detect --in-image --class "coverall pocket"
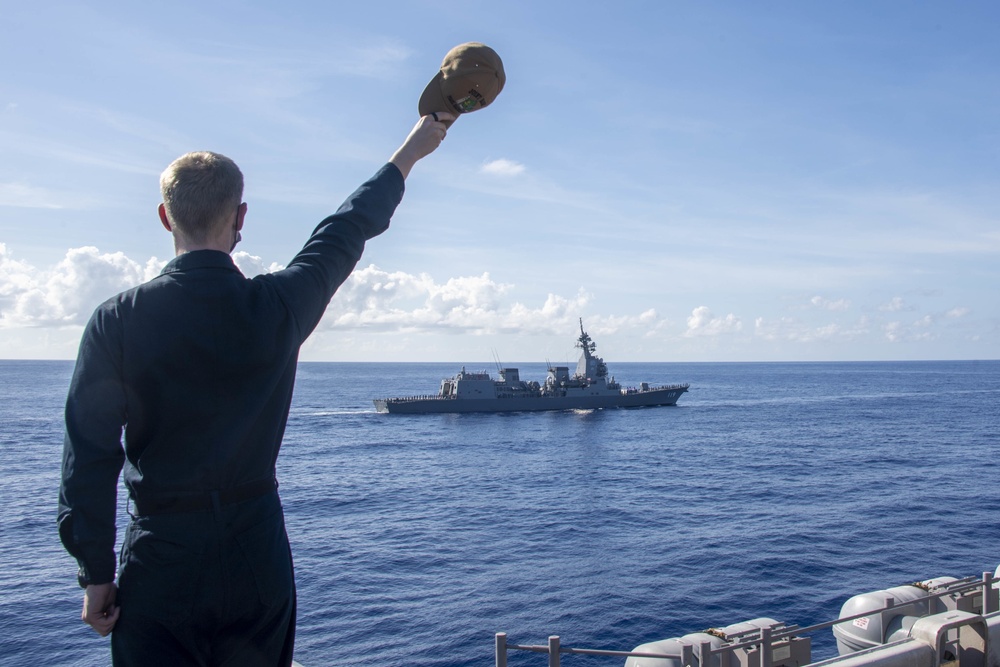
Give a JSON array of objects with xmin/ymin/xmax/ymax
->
[
  {"xmin": 233, "ymin": 511, "xmax": 294, "ymax": 610},
  {"xmin": 117, "ymin": 520, "xmax": 203, "ymax": 624}
]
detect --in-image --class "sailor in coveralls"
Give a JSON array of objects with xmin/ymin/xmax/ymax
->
[{"xmin": 58, "ymin": 113, "xmax": 452, "ymax": 666}]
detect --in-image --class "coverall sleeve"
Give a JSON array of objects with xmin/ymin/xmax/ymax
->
[
  {"xmin": 58, "ymin": 304, "xmax": 127, "ymax": 585},
  {"xmin": 268, "ymin": 163, "xmax": 405, "ymax": 341}
]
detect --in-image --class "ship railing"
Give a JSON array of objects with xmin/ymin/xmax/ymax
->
[
  {"xmin": 382, "ymin": 395, "xmax": 452, "ymax": 402},
  {"xmin": 621, "ymin": 383, "xmax": 690, "ymax": 395},
  {"xmin": 495, "ymin": 571, "xmax": 997, "ymax": 667}
]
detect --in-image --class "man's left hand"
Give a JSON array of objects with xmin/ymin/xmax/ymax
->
[{"xmin": 82, "ymin": 582, "xmax": 120, "ymax": 636}]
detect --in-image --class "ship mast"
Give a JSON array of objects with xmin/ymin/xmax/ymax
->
[
  {"xmin": 576, "ymin": 317, "xmax": 597, "ymax": 359},
  {"xmin": 575, "ymin": 318, "xmax": 608, "ymax": 380}
]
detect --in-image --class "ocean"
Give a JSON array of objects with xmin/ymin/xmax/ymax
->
[{"xmin": 1, "ymin": 359, "xmax": 999, "ymax": 666}]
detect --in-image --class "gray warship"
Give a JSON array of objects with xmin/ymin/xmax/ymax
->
[{"xmin": 373, "ymin": 320, "xmax": 689, "ymax": 414}]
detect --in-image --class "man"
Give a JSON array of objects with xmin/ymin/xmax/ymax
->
[{"xmin": 58, "ymin": 112, "xmax": 454, "ymax": 665}]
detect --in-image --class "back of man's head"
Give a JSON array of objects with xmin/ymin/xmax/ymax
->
[{"xmin": 160, "ymin": 152, "xmax": 244, "ymax": 243}]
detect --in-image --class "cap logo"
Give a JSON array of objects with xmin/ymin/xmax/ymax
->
[{"xmin": 450, "ymin": 89, "xmax": 484, "ymax": 113}]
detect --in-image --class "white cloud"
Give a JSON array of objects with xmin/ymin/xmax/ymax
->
[
  {"xmin": 684, "ymin": 306, "xmax": 741, "ymax": 338},
  {"xmin": 323, "ymin": 264, "xmax": 597, "ymax": 334},
  {"xmin": 755, "ymin": 316, "xmax": 792, "ymax": 341},
  {"xmin": 0, "ymin": 246, "xmax": 290, "ymax": 330},
  {"xmin": 880, "ymin": 297, "xmax": 911, "ymax": 312},
  {"xmin": 0, "ymin": 244, "xmax": 990, "ymax": 361},
  {"xmin": 883, "ymin": 318, "xmax": 939, "ymax": 343},
  {"xmin": 233, "ymin": 251, "xmax": 284, "ymax": 278},
  {"xmin": 0, "ymin": 245, "xmax": 164, "ymax": 327},
  {"xmin": 638, "ymin": 308, "xmax": 658, "ymax": 324},
  {"xmin": 1, "ymin": 250, "xmax": 658, "ymax": 339},
  {"xmin": 480, "ymin": 159, "xmax": 526, "ymax": 177},
  {"xmin": 0, "ymin": 243, "xmax": 35, "ymax": 285},
  {"xmin": 755, "ymin": 315, "xmax": 872, "ymax": 343},
  {"xmin": 809, "ymin": 295, "xmax": 850, "ymax": 311}
]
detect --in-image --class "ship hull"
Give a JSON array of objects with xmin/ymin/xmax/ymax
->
[{"xmin": 374, "ymin": 386, "xmax": 687, "ymax": 414}]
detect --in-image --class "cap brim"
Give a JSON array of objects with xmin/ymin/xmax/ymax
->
[{"xmin": 418, "ymin": 71, "xmax": 458, "ymax": 128}]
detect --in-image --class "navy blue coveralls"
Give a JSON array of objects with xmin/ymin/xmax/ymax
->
[{"xmin": 58, "ymin": 164, "xmax": 404, "ymax": 666}]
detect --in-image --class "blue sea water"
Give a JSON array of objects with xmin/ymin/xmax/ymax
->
[{"xmin": 1, "ymin": 359, "xmax": 999, "ymax": 666}]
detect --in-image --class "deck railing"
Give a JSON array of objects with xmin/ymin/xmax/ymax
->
[
  {"xmin": 495, "ymin": 572, "xmax": 997, "ymax": 667},
  {"xmin": 379, "ymin": 394, "xmax": 453, "ymax": 402}
]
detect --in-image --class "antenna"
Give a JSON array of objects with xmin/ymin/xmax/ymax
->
[
  {"xmin": 576, "ymin": 318, "xmax": 597, "ymax": 355},
  {"xmin": 492, "ymin": 348, "xmax": 502, "ymax": 372}
]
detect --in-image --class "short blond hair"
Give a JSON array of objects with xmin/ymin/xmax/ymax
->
[{"xmin": 159, "ymin": 152, "xmax": 244, "ymax": 242}]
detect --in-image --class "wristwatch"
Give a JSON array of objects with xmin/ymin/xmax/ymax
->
[{"xmin": 77, "ymin": 566, "xmax": 91, "ymax": 589}]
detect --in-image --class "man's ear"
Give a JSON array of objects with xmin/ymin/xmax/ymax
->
[
  {"xmin": 236, "ymin": 202, "xmax": 247, "ymax": 231},
  {"xmin": 158, "ymin": 204, "xmax": 172, "ymax": 232}
]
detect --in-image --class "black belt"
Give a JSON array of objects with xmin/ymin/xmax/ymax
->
[{"xmin": 131, "ymin": 478, "xmax": 277, "ymax": 516}]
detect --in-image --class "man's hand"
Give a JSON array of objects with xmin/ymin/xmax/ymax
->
[
  {"xmin": 389, "ymin": 112, "xmax": 455, "ymax": 179},
  {"xmin": 82, "ymin": 582, "xmax": 120, "ymax": 636}
]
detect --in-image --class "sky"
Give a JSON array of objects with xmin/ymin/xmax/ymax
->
[{"xmin": 1, "ymin": 1, "xmax": 998, "ymax": 363}]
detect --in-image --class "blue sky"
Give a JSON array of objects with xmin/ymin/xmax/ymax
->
[{"xmin": 1, "ymin": 1, "xmax": 998, "ymax": 362}]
